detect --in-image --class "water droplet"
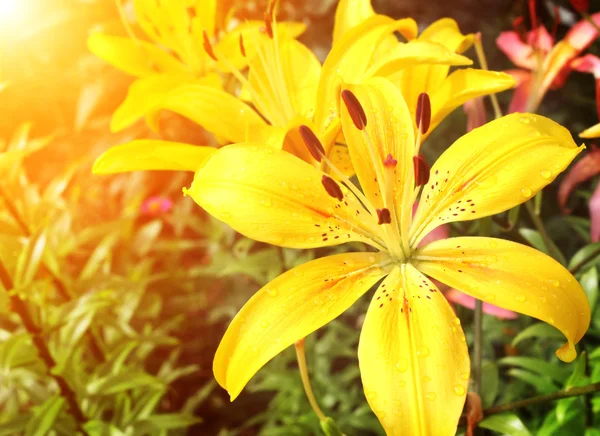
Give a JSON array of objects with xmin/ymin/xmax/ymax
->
[
  {"xmin": 541, "ymin": 170, "xmax": 552, "ymax": 179},
  {"xmin": 261, "ymin": 198, "xmax": 272, "ymax": 207},
  {"xmin": 521, "ymin": 187, "xmax": 532, "ymax": 198},
  {"xmin": 417, "ymin": 346, "xmax": 430, "ymax": 358},
  {"xmin": 549, "ymin": 317, "xmax": 555, "ymax": 325},
  {"xmin": 398, "ymin": 380, "xmax": 406, "ymax": 387},
  {"xmin": 426, "ymin": 392, "xmax": 437, "ymax": 401},
  {"xmin": 460, "ymin": 372, "xmax": 470, "ymax": 380},
  {"xmin": 489, "ymin": 241, "xmax": 498, "ymax": 248},
  {"xmin": 395, "ymin": 358, "xmax": 409, "ymax": 372},
  {"xmin": 260, "ymin": 320, "xmax": 269, "ymax": 328},
  {"xmin": 516, "ymin": 295, "xmax": 526, "ymax": 302},
  {"xmin": 423, "ymin": 375, "xmax": 432, "ymax": 383},
  {"xmin": 540, "ymin": 296, "xmax": 547, "ymax": 303},
  {"xmin": 366, "ymin": 390, "xmax": 377, "ymax": 401},
  {"xmin": 252, "ymin": 346, "xmax": 260, "ymax": 355},
  {"xmin": 520, "ymin": 116, "xmax": 531, "ymax": 124},
  {"xmin": 266, "ymin": 288, "xmax": 278, "ymax": 297},
  {"xmin": 376, "ymin": 410, "xmax": 387, "ymax": 419},
  {"xmin": 454, "ymin": 385, "xmax": 466, "ymax": 396},
  {"xmin": 453, "ymin": 317, "xmax": 461, "ymax": 326},
  {"xmin": 549, "ymin": 279, "xmax": 560, "ymax": 287}
]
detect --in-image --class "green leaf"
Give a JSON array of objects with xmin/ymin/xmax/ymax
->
[
  {"xmin": 508, "ymin": 368, "xmax": 558, "ymax": 394},
  {"xmin": 579, "ymin": 267, "xmax": 598, "ymax": 310},
  {"xmin": 24, "ymin": 396, "xmax": 65, "ymax": 436},
  {"xmin": 136, "ymin": 413, "xmax": 202, "ymax": 430},
  {"xmin": 87, "ymin": 372, "xmax": 164, "ymax": 395},
  {"xmin": 133, "ymin": 220, "xmax": 163, "ymax": 257},
  {"xmin": 481, "ymin": 360, "xmax": 499, "ymax": 408},
  {"xmin": 498, "ymin": 356, "xmax": 570, "ymax": 383},
  {"xmin": 512, "ymin": 322, "xmax": 564, "ymax": 348},
  {"xmin": 320, "ymin": 417, "xmax": 344, "ymax": 436},
  {"xmin": 564, "ymin": 352, "xmax": 588, "ymax": 389},
  {"xmin": 84, "ymin": 420, "xmax": 128, "ymax": 436},
  {"xmin": 479, "ymin": 413, "xmax": 533, "ymax": 436},
  {"xmin": 14, "ymin": 229, "xmax": 47, "ymax": 288},
  {"xmin": 568, "ymin": 242, "xmax": 600, "ymax": 272},
  {"xmin": 79, "ymin": 233, "xmax": 119, "ymax": 280}
]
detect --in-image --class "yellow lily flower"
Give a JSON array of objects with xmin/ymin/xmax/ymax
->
[
  {"xmin": 316, "ymin": 0, "xmax": 515, "ymax": 141},
  {"xmin": 87, "ymin": 0, "xmax": 305, "ymax": 132},
  {"xmin": 580, "ymin": 122, "xmax": 600, "ymax": 138},
  {"xmin": 186, "ymin": 78, "xmax": 590, "ymax": 435}
]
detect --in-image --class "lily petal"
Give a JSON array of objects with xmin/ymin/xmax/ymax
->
[
  {"xmin": 314, "ymin": 15, "xmax": 417, "ymax": 133},
  {"xmin": 188, "ymin": 144, "xmax": 385, "ymax": 249},
  {"xmin": 496, "ymin": 31, "xmax": 536, "ymax": 70},
  {"xmin": 557, "ymin": 146, "xmax": 600, "ymax": 212},
  {"xmin": 341, "ymin": 78, "xmax": 415, "ymax": 236},
  {"xmin": 87, "ymin": 33, "xmax": 188, "ymax": 78},
  {"xmin": 565, "ymin": 12, "xmax": 600, "ymax": 50},
  {"xmin": 413, "ymin": 237, "xmax": 591, "ymax": 362},
  {"xmin": 419, "ymin": 18, "xmax": 474, "ymax": 54},
  {"xmin": 110, "ymin": 72, "xmax": 220, "ymax": 132},
  {"xmin": 92, "ymin": 140, "xmax": 215, "ymax": 174},
  {"xmin": 333, "ymin": 0, "xmax": 375, "ymax": 42},
  {"xmin": 214, "ymin": 252, "xmax": 389, "ymax": 400},
  {"xmin": 507, "ymin": 72, "xmax": 534, "ymax": 113},
  {"xmin": 144, "ymin": 84, "xmax": 268, "ymax": 144},
  {"xmin": 463, "ymin": 97, "xmax": 487, "ymax": 133},
  {"xmin": 581, "ymin": 122, "xmax": 600, "ymax": 138},
  {"xmin": 411, "ymin": 113, "xmax": 582, "ymax": 247},
  {"xmin": 427, "ymin": 69, "xmax": 515, "ymax": 137},
  {"xmin": 359, "ymin": 265, "xmax": 469, "ymax": 436}
]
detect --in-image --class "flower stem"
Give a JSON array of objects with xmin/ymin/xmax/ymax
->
[
  {"xmin": 0, "ymin": 259, "xmax": 89, "ymax": 434},
  {"xmin": 569, "ymin": 245, "xmax": 600, "ymax": 274},
  {"xmin": 473, "ymin": 299, "xmax": 483, "ymax": 395},
  {"xmin": 474, "ymin": 33, "xmax": 502, "ymax": 119},
  {"xmin": 295, "ymin": 338, "xmax": 327, "ymax": 422},
  {"xmin": 524, "ymin": 200, "xmax": 562, "ymax": 261}
]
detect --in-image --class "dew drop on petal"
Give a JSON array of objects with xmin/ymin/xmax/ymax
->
[
  {"xmin": 515, "ymin": 295, "xmax": 526, "ymax": 302},
  {"xmin": 549, "ymin": 279, "xmax": 560, "ymax": 287},
  {"xmin": 260, "ymin": 320, "xmax": 269, "ymax": 328},
  {"xmin": 460, "ymin": 372, "xmax": 470, "ymax": 380},
  {"xmin": 540, "ymin": 296, "xmax": 547, "ymax": 303},
  {"xmin": 521, "ymin": 187, "xmax": 532, "ymax": 198},
  {"xmin": 454, "ymin": 385, "xmax": 466, "ymax": 396},
  {"xmin": 417, "ymin": 346, "xmax": 430, "ymax": 358},
  {"xmin": 520, "ymin": 116, "xmax": 531, "ymax": 124},
  {"xmin": 541, "ymin": 170, "xmax": 552, "ymax": 179},
  {"xmin": 395, "ymin": 358, "xmax": 409, "ymax": 372},
  {"xmin": 266, "ymin": 288, "xmax": 278, "ymax": 297},
  {"xmin": 453, "ymin": 317, "xmax": 461, "ymax": 326},
  {"xmin": 426, "ymin": 392, "xmax": 437, "ymax": 401}
]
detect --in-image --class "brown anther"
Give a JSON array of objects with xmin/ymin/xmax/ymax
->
[
  {"xmin": 413, "ymin": 154, "xmax": 430, "ymax": 187},
  {"xmin": 341, "ymin": 89, "xmax": 367, "ymax": 130},
  {"xmin": 322, "ymin": 175, "xmax": 344, "ymax": 201},
  {"xmin": 384, "ymin": 153, "xmax": 397, "ymax": 168},
  {"xmin": 416, "ymin": 92, "xmax": 431, "ymax": 135},
  {"xmin": 299, "ymin": 125, "xmax": 325, "ymax": 162},
  {"xmin": 239, "ymin": 33, "xmax": 246, "ymax": 57},
  {"xmin": 202, "ymin": 30, "xmax": 218, "ymax": 61},
  {"xmin": 264, "ymin": 12, "xmax": 274, "ymax": 38},
  {"xmin": 377, "ymin": 208, "xmax": 392, "ymax": 224}
]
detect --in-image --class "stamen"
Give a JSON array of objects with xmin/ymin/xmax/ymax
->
[
  {"xmin": 202, "ymin": 30, "xmax": 218, "ymax": 61},
  {"xmin": 322, "ymin": 175, "xmax": 344, "ymax": 201},
  {"xmin": 413, "ymin": 154, "xmax": 430, "ymax": 187},
  {"xmin": 341, "ymin": 90, "xmax": 367, "ymax": 130},
  {"xmin": 264, "ymin": 12, "xmax": 274, "ymax": 38},
  {"xmin": 512, "ymin": 16, "xmax": 527, "ymax": 42},
  {"xmin": 528, "ymin": 0, "xmax": 538, "ymax": 31},
  {"xmin": 268, "ymin": 0, "xmax": 277, "ymax": 17},
  {"xmin": 299, "ymin": 125, "xmax": 325, "ymax": 162},
  {"xmin": 384, "ymin": 153, "xmax": 397, "ymax": 168},
  {"xmin": 377, "ymin": 208, "xmax": 392, "ymax": 225},
  {"xmin": 415, "ymin": 92, "xmax": 431, "ymax": 135},
  {"xmin": 239, "ymin": 33, "xmax": 246, "ymax": 57}
]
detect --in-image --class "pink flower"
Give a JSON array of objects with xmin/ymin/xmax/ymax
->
[
  {"xmin": 141, "ymin": 195, "xmax": 173, "ymax": 215},
  {"xmin": 497, "ymin": 11, "xmax": 600, "ymax": 113},
  {"xmin": 463, "ymin": 97, "xmax": 487, "ymax": 133},
  {"xmin": 558, "ymin": 146, "xmax": 600, "ymax": 241}
]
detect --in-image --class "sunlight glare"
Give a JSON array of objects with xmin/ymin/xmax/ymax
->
[{"xmin": 0, "ymin": 0, "xmax": 26, "ymax": 26}]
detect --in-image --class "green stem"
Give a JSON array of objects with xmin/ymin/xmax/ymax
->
[
  {"xmin": 460, "ymin": 382, "xmax": 600, "ymax": 425},
  {"xmin": 473, "ymin": 33, "xmax": 502, "ymax": 119},
  {"xmin": 295, "ymin": 338, "xmax": 327, "ymax": 422},
  {"xmin": 569, "ymin": 245, "xmax": 600, "ymax": 275},
  {"xmin": 524, "ymin": 200, "xmax": 561, "ymax": 261},
  {"xmin": 473, "ymin": 300, "xmax": 483, "ymax": 395},
  {"xmin": 0, "ymin": 260, "xmax": 89, "ymax": 434}
]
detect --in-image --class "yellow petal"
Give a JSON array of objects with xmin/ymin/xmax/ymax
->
[
  {"xmin": 92, "ymin": 140, "xmax": 216, "ymax": 174},
  {"xmin": 248, "ymin": 36, "xmax": 320, "ymax": 126},
  {"xmin": 359, "ymin": 264, "xmax": 469, "ymax": 435},
  {"xmin": 214, "ymin": 21, "xmax": 306, "ymax": 72},
  {"xmin": 188, "ymin": 144, "xmax": 385, "ymax": 249},
  {"xmin": 364, "ymin": 40, "xmax": 472, "ymax": 79},
  {"xmin": 427, "ymin": 69, "xmax": 515, "ymax": 137},
  {"xmin": 87, "ymin": 33, "xmax": 187, "ymax": 78},
  {"xmin": 144, "ymin": 84, "xmax": 268, "ymax": 144},
  {"xmin": 580, "ymin": 122, "xmax": 600, "ymax": 138},
  {"xmin": 111, "ymin": 72, "xmax": 220, "ymax": 132},
  {"xmin": 413, "ymin": 237, "xmax": 591, "ymax": 362},
  {"xmin": 410, "ymin": 113, "xmax": 582, "ymax": 247},
  {"xmin": 419, "ymin": 18, "xmax": 474, "ymax": 54},
  {"xmin": 341, "ymin": 78, "xmax": 415, "ymax": 239},
  {"xmin": 541, "ymin": 41, "xmax": 579, "ymax": 93},
  {"xmin": 214, "ymin": 252, "xmax": 390, "ymax": 400},
  {"xmin": 333, "ymin": 0, "xmax": 375, "ymax": 43},
  {"xmin": 314, "ymin": 15, "xmax": 417, "ymax": 133}
]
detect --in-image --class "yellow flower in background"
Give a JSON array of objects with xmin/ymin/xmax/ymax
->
[
  {"xmin": 186, "ymin": 78, "xmax": 590, "ymax": 435},
  {"xmin": 87, "ymin": 0, "xmax": 305, "ymax": 132},
  {"xmin": 581, "ymin": 122, "xmax": 600, "ymax": 138}
]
